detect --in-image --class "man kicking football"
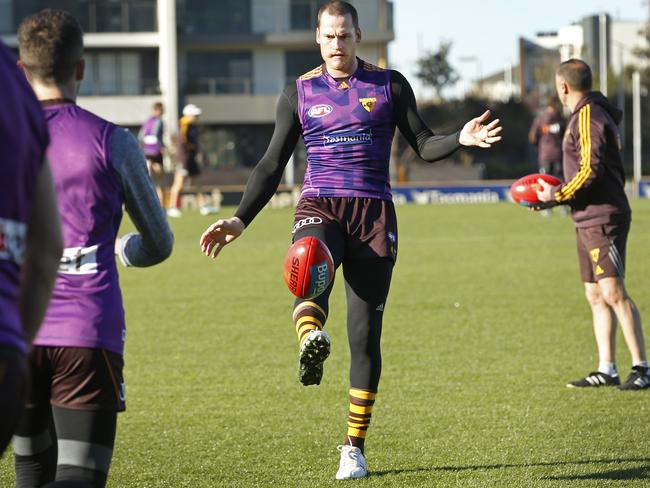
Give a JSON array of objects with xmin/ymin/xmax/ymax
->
[{"xmin": 200, "ymin": 1, "xmax": 501, "ymax": 479}]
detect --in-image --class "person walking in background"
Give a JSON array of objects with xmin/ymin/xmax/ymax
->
[
  {"xmin": 529, "ymin": 99, "xmax": 565, "ymax": 215},
  {"xmin": 167, "ymin": 103, "xmax": 202, "ymax": 218},
  {"xmin": 536, "ymin": 59, "xmax": 649, "ymax": 391},
  {"xmin": 0, "ymin": 40, "xmax": 62, "ymax": 459},
  {"xmin": 15, "ymin": 9, "xmax": 173, "ymax": 487},
  {"xmin": 138, "ymin": 101, "xmax": 166, "ymax": 203}
]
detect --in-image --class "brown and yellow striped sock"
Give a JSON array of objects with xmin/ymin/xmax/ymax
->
[
  {"xmin": 293, "ymin": 301, "xmax": 327, "ymax": 347},
  {"xmin": 345, "ymin": 388, "xmax": 376, "ymax": 452}
]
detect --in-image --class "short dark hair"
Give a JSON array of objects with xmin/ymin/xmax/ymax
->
[
  {"xmin": 557, "ymin": 59, "xmax": 592, "ymax": 91},
  {"xmin": 18, "ymin": 9, "xmax": 83, "ymax": 85},
  {"xmin": 153, "ymin": 102, "xmax": 164, "ymax": 111},
  {"xmin": 317, "ymin": 1, "xmax": 359, "ymax": 31}
]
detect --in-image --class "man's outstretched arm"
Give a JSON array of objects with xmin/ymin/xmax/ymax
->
[
  {"xmin": 200, "ymin": 87, "xmax": 301, "ymax": 258},
  {"xmin": 392, "ymin": 70, "xmax": 502, "ymax": 161}
]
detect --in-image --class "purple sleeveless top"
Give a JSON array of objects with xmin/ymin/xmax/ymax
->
[
  {"xmin": 33, "ymin": 103, "xmax": 126, "ymax": 355},
  {"xmin": 140, "ymin": 115, "xmax": 163, "ymax": 155},
  {"xmin": 296, "ymin": 59, "xmax": 395, "ymax": 200},
  {"xmin": 0, "ymin": 44, "xmax": 49, "ymax": 354}
]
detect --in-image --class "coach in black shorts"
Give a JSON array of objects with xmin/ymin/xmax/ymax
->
[{"xmin": 537, "ymin": 59, "xmax": 649, "ymax": 390}]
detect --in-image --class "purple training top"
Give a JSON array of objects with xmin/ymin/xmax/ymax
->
[
  {"xmin": 0, "ymin": 43, "xmax": 49, "ymax": 354},
  {"xmin": 139, "ymin": 115, "xmax": 163, "ymax": 155},
  {"xmin": 297, "ymin": 59, "xmax": 395, "ymax": 201},
  {"xmin": 33, "ymin": 102, "xmax": 127, "ymax": 355}
]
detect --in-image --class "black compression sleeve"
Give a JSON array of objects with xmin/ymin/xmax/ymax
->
[
  {"xmin": 234, "ymin": 86, "xmax": 301, "ymax": 226},
  {"xmin": 391, "ymin": 70, "xmax": 460, "ymax": 162}
]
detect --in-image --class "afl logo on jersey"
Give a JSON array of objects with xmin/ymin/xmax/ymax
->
[{"xmin": 308, "ymin": 104, "xmax": 333, "ymax": 118}]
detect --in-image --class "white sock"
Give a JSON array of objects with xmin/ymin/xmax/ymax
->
[
  {"xmin": 598, "ymin": 362, "xmax": 617, "ymax": 377},
  {"xmin": 633, "ymin": 360, "xmax": 649, "ymax": 369}
]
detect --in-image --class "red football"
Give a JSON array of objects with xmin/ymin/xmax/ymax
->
[
  {"xmin": 283, "ymin": 237, "xmax": 335, "ymax": 299},
  {"xmin": 510, "ymin": 173, "xmax": 562, "ymax": 205}
]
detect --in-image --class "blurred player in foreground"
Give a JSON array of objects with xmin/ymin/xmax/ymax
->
[
  {"xmin": 536, "ymin": 59, "xmax": 649, "ymax": 390},
  {"xmin": 200, "ymin": 1, "xmax": 501, "ymax": 479},
  {"xmin": 0, "ymin": 41, "xmax": 62, "ymax": 459},
  {"xmin": 15, "ymin": 9, "xmax": 173, "ymax": 487}
]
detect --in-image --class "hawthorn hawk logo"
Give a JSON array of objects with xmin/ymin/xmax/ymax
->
[{"xmin": 359, "ymin": 97, "xmax": 376, "ymax": 112}]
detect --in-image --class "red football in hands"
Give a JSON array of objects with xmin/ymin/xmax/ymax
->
[
  {"xmin": 510, "ymin": 173, "xmax": 562, "ymax": 205},
  {"xmin": 284, "ymin": 237, "xmax": 335, "ymax": 299}
]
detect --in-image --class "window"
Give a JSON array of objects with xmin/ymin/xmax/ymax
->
[
  {"xmin": 79, "ymin": 49, "xmax": 159, "ymax": 96},
  {"xmin": 180, "ymin": 0, "xmax": 250, "ymax": 36},
  {"xmin": 289, "ymin": 0, "xmax": 327, "ymax": 31},
  {"xmin": 186, "ymin": 52, "xmax": 253, "ymax": 94},
  {"xmin": 0, "ymin": 0, "xmax": 12, "ymax": 33},
  {"xmin": 200, "ymin": 125, "xmax": 274, "ymax": 169},
  {"xmin": 10, "ymin": 0, "xmax": 156, "ymax": 33},
  {"xmin": 285, "ymin": 50, "xmax": 322, "ymax": 83}
]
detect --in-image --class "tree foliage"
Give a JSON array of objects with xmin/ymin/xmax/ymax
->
[{"xmin": 415, "ymin": 41, "xmax": 459, "ymax": 100}]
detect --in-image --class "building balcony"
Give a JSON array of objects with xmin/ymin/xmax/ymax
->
[{"xmin": 185, "ymin": 94, "xmax": 278, "ymax": 124}]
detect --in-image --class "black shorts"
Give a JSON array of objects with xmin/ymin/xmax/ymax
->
[
  {"xmin": 185, "ymin": 151, "xmax": 201, "ymax": 177},
  {"xmin": 292, "ymin": 197, "xmax": 398, "ymax": 264},
  {"xmin": 0, "ymin": 345, "xmax": 27, "ymax": 453},
  {"xmin": 26, "ymin": 347, "xmax": 126, "ymax": 412},
  {"xmin": 576, "ymin": 221, "xmax": 629, "ymax": 283},
  {"xmin": 146, "ymin": 153, "xmax": 163, "ymax": 165}
]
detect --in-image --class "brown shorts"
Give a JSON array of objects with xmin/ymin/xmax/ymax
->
[
  {"xmin": 26, "ymin": 347, "xmax": 125, "ymax": 412},
  {"xmin": 293, "ymin": 197, "xmax": 398, "ymax": 264},
  {"xmin": 576, "ymin": 221, "xmax": 629, "ymax": 283}
]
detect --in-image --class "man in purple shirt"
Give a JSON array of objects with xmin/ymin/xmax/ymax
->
[
  {"xmin": 201, "ymin": 1, "xmax": 501, "ymax": 479},
  {"xmin": 0, "ymin": 41, "xmax": 62, "ymax": 459},
  {"xmin": 138, "ymin": 101, "xmax": 166, "ymax": 203},
  {"xmin": 14, "ymin": 10, "xmax": 173, "ymax": 488}
]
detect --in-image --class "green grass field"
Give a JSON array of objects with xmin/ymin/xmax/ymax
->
[{"xmin": 2, "ymin": 200, "xmax": 650, "ymax": 487}]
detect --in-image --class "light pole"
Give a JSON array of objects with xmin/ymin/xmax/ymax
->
[
  {"xmin": 459, "ymin": 56, "xmax": 482, "ymax": 96},
  {"xmin": 599, "ymin": 12, "xmax": 608, "ymax": 97}
]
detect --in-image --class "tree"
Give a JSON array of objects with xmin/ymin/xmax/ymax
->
[{"xmin": 415, "ymin": 41, "xmax": 459, "ymax": 101}]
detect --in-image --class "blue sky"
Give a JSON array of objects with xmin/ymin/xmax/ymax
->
[{"xmin": 387, "ymin": 0, "xmax": 649, "ymax": 98}]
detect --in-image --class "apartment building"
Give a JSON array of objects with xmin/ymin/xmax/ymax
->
[{"xmin": 1, "ymin": 0, "xmax": 394, "ymax": 180}]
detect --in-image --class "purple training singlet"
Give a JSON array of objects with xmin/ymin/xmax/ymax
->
[
  {"xmin": 140, "ymin": 115, "xmax": 163, "ymax": 155},
  {"xmin": 0, "ymin": 43, "xmax": 49, "ymax": 354},
  {"xmin": 296, "ymin": 59, "xmax": 395, "ymax": 200},
  {"xmin": 33, "ymin": 103, "xmax": 127, "ymax": 355}
]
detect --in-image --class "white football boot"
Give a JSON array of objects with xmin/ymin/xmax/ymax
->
[{"xmin": 335, "ymin": 445, "xmax": 368, "ymax": 480}]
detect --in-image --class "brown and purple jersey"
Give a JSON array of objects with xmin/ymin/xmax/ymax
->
[
  {"xmin": 552, "ymin": 91, "xmax": 630, "ymax": 228},
  {"xmin": 528, "ymin": 109, "xmax": 564, "ymax": 162}
]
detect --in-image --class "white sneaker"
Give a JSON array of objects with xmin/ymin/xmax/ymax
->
[
  {"xmin": 335, "ymin": 445, "xmax": 368, "ymax": 480},
  {"xmin": 199, "ymin": 205, "xmax": 219, "ymax": 216},
  {"xmin": 166, "ymin": 207, "xmax": 182, "ymax": 218}
]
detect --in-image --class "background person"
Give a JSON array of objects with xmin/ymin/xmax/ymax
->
[
  {"xmin": 537, "ymin": 59, "xmax": 649, "ymax": 391},
  {"xmin": 138, "ymin": 101, "xmax": 166, "ymax": 203},
  {"xmin": 528, "ymin": 99, "xmax": 566, "ymax": 216},
  {"xmin": 167, "ymin": 103, "xmax": 202, "ymax": 218}
]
